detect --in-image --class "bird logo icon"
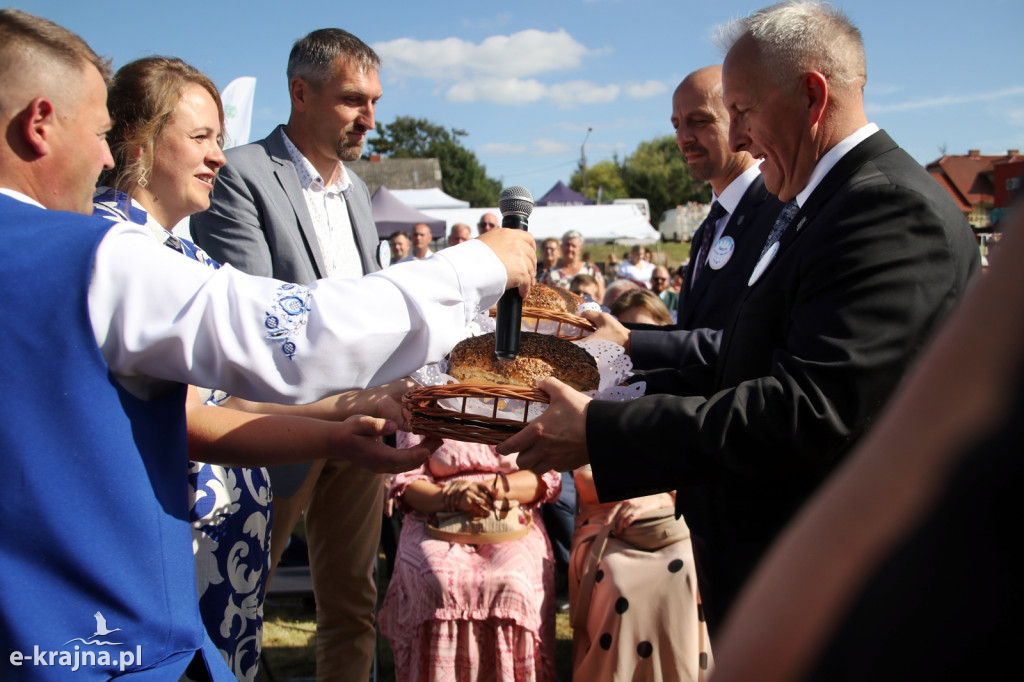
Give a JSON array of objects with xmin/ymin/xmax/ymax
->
[
  {"xmin": 91, "ymin": 612, "xmax": 121, "ymax": 639},
  {"xmin": 63, "ymin": 611, "xmax": 123, "ymax": 646}
]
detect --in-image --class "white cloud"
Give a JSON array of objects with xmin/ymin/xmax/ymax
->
[
  {"xmin": 531, "ymin": 138, "xmax": 574, "ymax": 156},
  {"xmin": 625, "ymin": 80, "xmax": 668, "ymax": 99},
  {"xmin": 478, "ymin": 142, "xmax": 528, "ymax": 155},
  {"xmin": 548, "ymin": 80, "xmax": 620, "ymax": 109},
  {"xmin": 445, "ymin": 78, "xmax": 548, "ymax": 104},
  {"xmin": 866, "ymin": 85, "xmax": 1024, "ymax": 114},
  {"xmin": 374, "ymin": 29, "xmax": 593, "ymax": 81},
  {"xmin": 445, "ymin": 78, "xmax": 622, "ymax": 109},
  {"xmin": 374, "ymin": 29, "xmax": 646, "ymax": 109}
]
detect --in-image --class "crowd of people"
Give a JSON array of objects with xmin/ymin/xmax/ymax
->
[{"xmin": 0, "ymin": 2, "xmax": 1014, "ymax": 681}]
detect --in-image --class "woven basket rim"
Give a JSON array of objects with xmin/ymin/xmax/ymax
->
[
  {"xmin": 487, "ymin": 307, "xmax": 595, "ymax": 339},
  {"xmin": 403, "ymin": 383, "xmax": 549, "ymax": 445}
]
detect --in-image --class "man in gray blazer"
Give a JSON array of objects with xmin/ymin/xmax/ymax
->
[{"xmin": 192, "ymin": 28, "xmax": 389, "ymax": 682}]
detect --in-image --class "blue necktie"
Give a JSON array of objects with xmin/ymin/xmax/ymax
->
[
  {"xmin": 759, "ymin": 199, "xmax": 799, "ymax": 260},
  {"xmin": 692, "ymin": 201, "xmax": 727, "ymax": 284}
]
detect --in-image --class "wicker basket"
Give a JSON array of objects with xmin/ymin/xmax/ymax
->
[
  {"xmin": 488, "ymin": 307, "xmax": 594, "ymax": 340},
  {"xmin": 404, "ymin": 383, "xmax": 550, "ymax": 445}
]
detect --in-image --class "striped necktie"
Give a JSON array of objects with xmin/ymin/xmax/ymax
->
[{"xmin": 691, "ymin": 201, "xmax": 727, "ymax": 284}]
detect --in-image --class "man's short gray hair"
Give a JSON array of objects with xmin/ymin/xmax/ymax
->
[
  {"xmin": 715, "ymin": 1, "xmax": 865, "ymax": 89},
  {"xmin": 286, "ymin": 28, "xmax": 380, "ymax": 90},
  {"xmin": 562, "ymin": 230, "xmax": 584, "ymax": 243}
]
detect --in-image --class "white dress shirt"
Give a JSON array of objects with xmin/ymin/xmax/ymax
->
[
  {"xmin": 616, "ymin": 259, "xmax": 655, "ymax": 284},
  {"xmin": 796, "ymin": 123, "xmax": 879, "ymax": 208},
  {"xmin": 708, "ymin": 164, "xmax": 764, "ymax": 244},
  {"xmin": 281, "ymin": 129, "xmax": 363, "ymax": 279}
]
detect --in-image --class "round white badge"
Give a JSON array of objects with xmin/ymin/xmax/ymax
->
[
  {"xmin": 377, "ymin": 241, "xmax": 392, "ymax": 268},
  {"xmin": 748, "ymin": 240, "xmax": 779, "ymax": 287},
  {"xmin": 708, "ymin": 236, "xmax": 735, "ymax": 270}
]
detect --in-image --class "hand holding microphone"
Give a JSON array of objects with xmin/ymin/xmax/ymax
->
[
  {"xmin": 494, "ymin": 186, "xmax": 535, "ymax": 360},
  {"xmin": 475, "ymin": 228, "xmax": 536, "ymax": 295}
]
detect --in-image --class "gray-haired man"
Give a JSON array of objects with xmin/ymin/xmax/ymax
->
[{"xmin": 192, "ymin": 28, "xmax": 388, "ymax": 682}]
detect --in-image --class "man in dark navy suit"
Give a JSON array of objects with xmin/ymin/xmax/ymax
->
[
  {"xmin": 588, "ymin": 65, "xmax": 783, "ymax": 384},
  {"xmin": 503, "ymin": 0, "xmax": 980, "ymax": 634},
  {"xmin": 582, "ymin": 66, "xmax": 784, "ymax": 628}
]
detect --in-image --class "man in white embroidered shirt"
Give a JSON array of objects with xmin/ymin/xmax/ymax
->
[
  {"xmin": 191, "ymin": 27, "xmax": 392, "ymax": 682},
  {"xmin": 0, "ymin": 10, "xmax": 537, "ymax": 681}
]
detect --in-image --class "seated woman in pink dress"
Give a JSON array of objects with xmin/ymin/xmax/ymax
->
[{"xmin": 379, "ymin": 433, "xmax": 562, "ymax": 681}]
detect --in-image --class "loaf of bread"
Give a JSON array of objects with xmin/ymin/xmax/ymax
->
[
  {"xmin": 449, "ymin": 331, "xmax": 599, "ymax": 392},
  {"xmin": 524, "ymin": 283, "xmax": 584, "ymax": 314}
]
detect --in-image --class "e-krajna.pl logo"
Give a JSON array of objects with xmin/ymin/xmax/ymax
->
[{"xmin": 8, "ymin": 612, "xmax": 142, "ymax": 672}]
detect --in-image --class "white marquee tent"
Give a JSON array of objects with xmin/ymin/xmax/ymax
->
[
  {"xmin": 390, "ymin": 188, "xmax": 470, "ymax": 210},
  {"xmin": 421, "ymin": 203, "xmax": 660, "ymax": 244}
]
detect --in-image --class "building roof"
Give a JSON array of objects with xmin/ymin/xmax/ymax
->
[
  {"xmin": 926, "ymin": 149, "xmax": 1023, "ymax": 209},
  {"xmin": 347, "ymin": 156, "xmax": 442, "ymax": 194}
]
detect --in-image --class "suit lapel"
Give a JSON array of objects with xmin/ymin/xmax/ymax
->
[
  {"xmin": 344, "ymin": 171, "xmax": 380, "ymax": 274},
  {"xmin": 681, "ymin": 176, "xmax": 769, "ymax": 326},
  {"xmin": 777, "ymin": 130, "xmax": 898, "ymax": 256},
  {"xmin": 264, "ymin": 126, "xmax": 329, "ymax": 279},
  {"xmin": 744, "ymin": 130, "xmax": 899, "ymax": 293}
]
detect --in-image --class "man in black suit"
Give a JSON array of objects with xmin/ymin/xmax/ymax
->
[
  {"xmin": 591, "ymin": 65, "xmax": 783, "ymax": 378},
  {"xmin": 502, "ymin": 0, "xmax": 980, "ymax": 634}
]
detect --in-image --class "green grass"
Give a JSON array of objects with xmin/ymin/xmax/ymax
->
[
  {"xmin": 563, "ymin": 240, "xmax": 693, "ymax": 276},
  {"xmin": 260, "ymin": 599, "xmax": 317, "ymax": 681}
]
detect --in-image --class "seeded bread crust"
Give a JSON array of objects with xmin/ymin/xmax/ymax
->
[
  {"xmin": 524, "ymin": 283, "xmax": 584, "ymax": 314},
  {"xmin": 449, "ymin": 331, "xmax": 599, "ymax": 392}
]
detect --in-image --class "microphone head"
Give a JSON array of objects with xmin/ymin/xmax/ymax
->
[{"xmin": 499, "ymin": 186, "xmax": 535, "ymax": 217}]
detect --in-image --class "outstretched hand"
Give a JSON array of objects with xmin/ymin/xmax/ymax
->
[
  {"xmin": 583, "ymin": 310, "xmax": 631, "ymax": 351},
  {"xmin": 497, "ymin": 376, "xmax": 592, "ymax": 474},
  {"xmin": 331, "ymin": 415, "xmax": 440, "ymax": 474},
  {"xmin": 477, "ymin": 227, "xmax": 537, "ymax": 297}
]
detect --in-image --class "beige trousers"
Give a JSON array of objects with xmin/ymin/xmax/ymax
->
[{"xmin": 267, "ymin": 458, "xmax": 385, "ymax": 682}]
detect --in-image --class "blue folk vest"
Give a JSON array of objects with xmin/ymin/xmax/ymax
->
[{"xmin": 0, "ymin": 195, "xmax": 229, "ymax": 679}]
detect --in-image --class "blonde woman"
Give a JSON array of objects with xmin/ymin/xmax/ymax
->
[{"xmin": 543, "ymin": 230, "xmax": 605, "ymax": 302}]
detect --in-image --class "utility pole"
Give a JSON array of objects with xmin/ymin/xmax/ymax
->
[{"xmin": 580, "ymin": 127, "xmax": 593, "ymax": 198}]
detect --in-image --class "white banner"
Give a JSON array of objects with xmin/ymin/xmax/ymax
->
[{"xmin": 220, "ymin": 76, "xmax": 256, "ymax": 149}]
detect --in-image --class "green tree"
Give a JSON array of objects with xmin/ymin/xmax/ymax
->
[
  {"xmin": 621, "ymin": 135, "xmax": 711, "ymax": 224},
  {"xmin": 368, "ymin": 116, "xmax": 501, "ymax": 207},
  {"xmin": 569, "ymin": 159, "xmax": 628, "ymax": 203}
]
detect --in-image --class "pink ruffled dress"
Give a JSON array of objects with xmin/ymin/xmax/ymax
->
[{"xmin": 379, "ymin": 433, "xmax": 562, "ymax": 681}]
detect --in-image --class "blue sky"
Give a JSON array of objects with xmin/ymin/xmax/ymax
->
[{"xmin": 22, "ymin": 0, "xmax": 1024, "ymax": 201}]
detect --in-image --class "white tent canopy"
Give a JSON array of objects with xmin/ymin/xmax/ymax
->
[
  {"xmin": 421, "ymin": 204, "xmax": 660, "ymax": 244},
  {"xmin": 390, "ymin": 188, "xmax": 470, "ymax": 210}
]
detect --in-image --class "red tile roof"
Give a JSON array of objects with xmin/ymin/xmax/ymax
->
[
  {"xmin": 926, "ymin": 150, "xmax": 1023, "ymax": 209},
  {"xmin": 929, "ymin": 170, "xmax": 969, "ymax": 211}
]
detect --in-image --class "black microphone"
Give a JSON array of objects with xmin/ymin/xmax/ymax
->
[{"xmin": 494, "ymin": 185, "xmax": 535, "ymax": 360}]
